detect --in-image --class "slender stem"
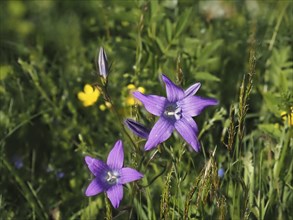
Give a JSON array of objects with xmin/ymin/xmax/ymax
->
[
  {"xmin": 102, "ymin": 86, "xmax": 138, "ymax": 151},
  {"xmin": 268, "ymin": 2, "xmax": 289, "ymax": 51}
]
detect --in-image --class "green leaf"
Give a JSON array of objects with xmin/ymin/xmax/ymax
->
[
  {"xmin": 174, "ymin": 8, "xmax": 192, "ymax": 38},
  {"xmin": 195, "ymin": 72, "xmax": 220, "ymax": 82},
  {"xmin": 134, "ymin": 198, "xmax": 148, "ymax": 220},
  {"xmin": 183, "ymin": 38, "xmax": 200, "ymax": 56},
  {"xmin": 0, "ymin": 65, "xmax": 13, "ymax": 81},
  {"xmin": 262, "ymin": 92, "xmax": 280, "ymax": 115},
  {"xmin": 166, "ymin": 49, "xmax": 177, "ymax": 58},
  {"xmin": 155, "ymin": 37, "xmax": 167, "ymax": 54},
  {"xmin": 258, "ymin": 124, "xmax": 282, "ymax": 138},
  {"xmin": 150, "ymin": 0, "xmax": 159, "ymax": 21},
  {"xmin": 197, "ymin": 40, "xmax": 223, "ymax": 60},
  {"xmin": 164, "ymin": 18, "xmax": 172, "ymax": 43}
]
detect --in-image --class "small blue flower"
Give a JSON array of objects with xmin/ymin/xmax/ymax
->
[
  {"xmin": 218, "ymin": 168, "xmax": 225, "ymax": 178},
  {"xmin": 12, "ymin": 156, "xmax": 23, "ymax": 169},
  {"xmin": 56, "ymin": 171, "xmax": 65, "ymax": 179}
]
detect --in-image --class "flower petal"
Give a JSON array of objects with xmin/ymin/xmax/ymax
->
[
  {"xmin": 145, "ymin": 117, "xmax": 174, "ymax": 151},
  {"xmin": 83, "ymin": 100, "xmax": 94, "ymax": 107},
  {"xmin": 106, "ymin": 184, "xmax": 123, "ymax": 208},
  {"xmin": 85, "ymin": 156, "xmax": 109, "ymax": 176},
  {"xmin": 107, "ymin": 140, "xmax": 124, "ymax": 170},
  {"xmin": 184, "ymin": 116, "xmax": 199, "ymax": 134},
  {"xmin": 77, "ymin": 92, "xmax": 86, "ymax": 101},
  {"xmin": 184, "ymin": 83, "xmax": 201, "ymax": 97},
  {"xmin": 85, "ymin": 178, "xmax": 107, "ymax": 196},
  {"xmin": 84, "ymin": 84, "xmax": 94, "ymax": 93},
  {"xmin": 174, "ymin": 117, "xmax": 200, "ymax": 152},
  {"xmin": 161, "ymin": 74, "xmax": 184, "ymax": 102},
  {"xmin": 133, "ymin": 91, "xmax": 167, "ymax": 116},
  {"xmin": 179, "ymin": 96, "xmax": 218, "ymax": 117},
  {"xmin": 119, "ymin": 167, "xmax": 143, "ymax": 184}
]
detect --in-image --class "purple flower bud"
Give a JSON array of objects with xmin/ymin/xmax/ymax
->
[
  {"xmin": 125, "ymin": 119, "xmax": 150, "ymax": 139},
  {"xmin": 98, "ymin": 47, "xmax": 108, "ymax": 79}
]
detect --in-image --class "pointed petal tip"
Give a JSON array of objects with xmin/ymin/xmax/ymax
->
[
  {"xmin": 138, "ymin": 172, "xmax": 144, "ymax": 178},
  {"xmin": 190, "ymin": 135, "xmax": 201, "ymax": 152},
  {"xmin": 161, "ymin": 73, "xmax": 168, "ymax": 80},
  {"xmin": 184, "ymin": 82, "xmax": 201, "ymax": 97},
  {"xmin": 160, "ymin": 73, "xmax": 185, "ymax": 102},
  {"xmin": 85, "ymin": 189, "xmax": 94, "ymax": 197},
  {"xmin": 209, "ymin": 97, "xmax": 219, "ymax": 104},
  {"xmin": 144, "ymin": 144, "xmax": 156, "ymax": 151},
  {"xmin": 85, "ymin": 156, "xmax": 93, "ymax": 165},
  {"xmin": 107, "ymin": 184, "xmax": 123, "ymax": 209},
  {"xmin": 116, "ymin": 139, "xmax": 123, "ymax": 146},
  {"xmin": 191, "ymin": 142, "xmax": 201, "ymax": 152},
  {"xmin": 161, "ymin": 74, "xmax": 172, "ymax": 84}
]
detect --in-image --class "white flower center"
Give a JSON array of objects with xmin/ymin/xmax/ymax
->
[
  {"xmin": 164, "ymin": 104, "xmax": 182, "ymax": 120},
  {"xmin": 106, "ymin": 170, "xmax": 119, "ymax": 185}
]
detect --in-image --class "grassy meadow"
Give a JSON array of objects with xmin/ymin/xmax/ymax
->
[{"xmin": 0, "ymin": 1, "xmax": 292, "ymax": 219}]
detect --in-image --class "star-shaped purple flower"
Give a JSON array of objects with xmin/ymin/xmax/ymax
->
[
  {"xmin": 84, "ymin": 140, "xmax": 143, "ymax": 208},
  {"xmin": 133, "ymin": 74, "xmax": 218, "ymax": 152}
]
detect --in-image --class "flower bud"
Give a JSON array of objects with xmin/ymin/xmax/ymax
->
[
  {"xmin": 98, "ymin": 47, "xmax": 108, "ymax": 79},
  {"xmin": 125, "ymin": 119, "xmax": 149, "ymax": 139}
]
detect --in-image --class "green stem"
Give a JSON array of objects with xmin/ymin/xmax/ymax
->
[
  {"xmin": 268, "ymin": 2, "xmax": 289, "ymax": 51},
  {"xmin": 102, "ymin": 87, "xmax": 138, "ymax": 151}
]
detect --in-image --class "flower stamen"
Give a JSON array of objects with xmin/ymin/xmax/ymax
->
[
  {"xmin": 164, "ymin": 104, "xmax": 182, "ymax": 120},
  {"xmin": 106, "ymin": 171, "xmax": 119, "ymax": 184}
]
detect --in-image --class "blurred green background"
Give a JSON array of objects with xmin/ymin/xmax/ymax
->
[{"xmin": 0, "ymin": 1, "xmax": 292, "ymax": 219}]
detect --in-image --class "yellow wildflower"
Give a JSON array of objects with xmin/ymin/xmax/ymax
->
[
  {"xmin": 78, "ymin": 84, "xmax": 100, "ymax": 107},
  {"xmin": 125, "ymin": 96, "xmax": 136, "ymax": 106},
  {"xmin": 281, "ymin": 107, "xmax": 293, "ymax": 126},
  {"xmin": 125, "ymin": 84, "xmax": 145, "ymax": 106}
]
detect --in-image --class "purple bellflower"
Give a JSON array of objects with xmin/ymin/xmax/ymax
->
[
  {"xmin": 125, "ymin": 119, "xmax": 150, "ymax": 139},
  {"xmin": 133, "ymin": 74, "xmax": 218, "ymax": 152},
  {"xmin": 84, "ymin": 140, "xmax": 143, "ymax": 208}
]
